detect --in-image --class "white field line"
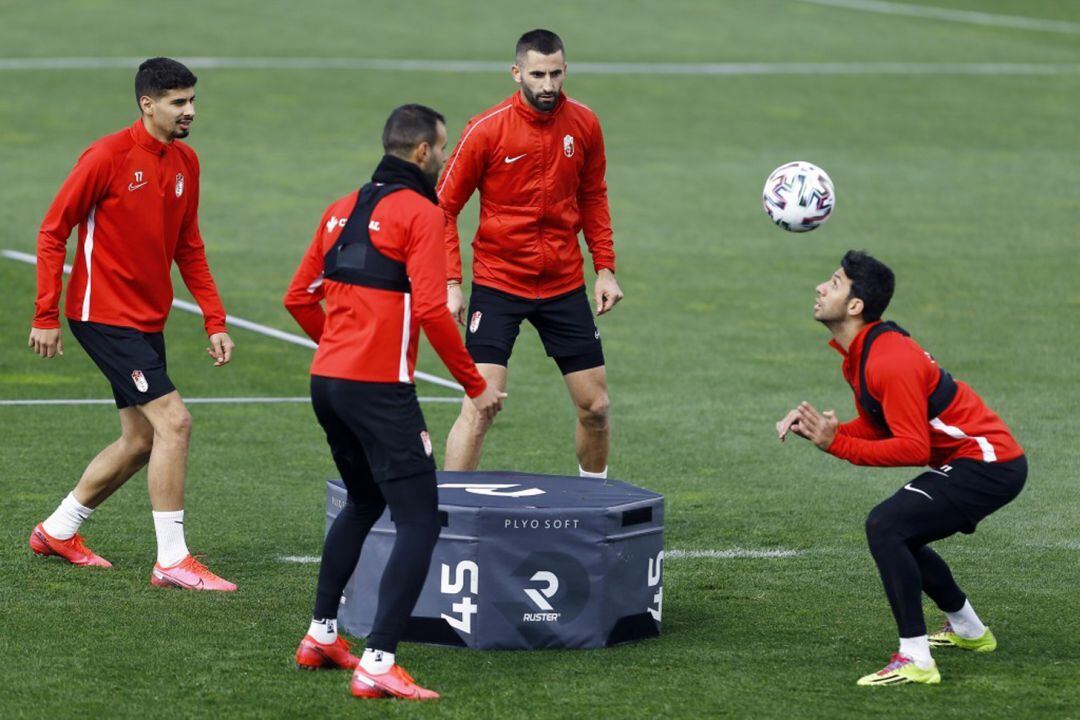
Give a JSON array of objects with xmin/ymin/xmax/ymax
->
[
  {"xmin": 0, "ymin": 396, "xmax": 460, "ymax": 407},
  {"xmin": 1, "ymin": 249, "xmax": 463, "ymax": 392},
  {"xmin": 279, "ymin": 548, "xmax": 804, "ymax": 564},
  {"xmin": 666, "ymin": 548, "xmax": 804, "ymax": 559},
  {"xmin": 0, "ymin": 57, "xmax": 1077, "ymax": 76},
  {"xmin": 801, "ymin": 0, "xmax": 1080, "ymax": 34}
]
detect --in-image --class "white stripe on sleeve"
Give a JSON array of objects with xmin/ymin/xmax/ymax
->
[
  {"xmin": 399, "ymin": 292, "xmax": 412, "ymax": 383},
  {"xmin": 80, "ymin": 206, "xmax": 97, "ymax": 321}
]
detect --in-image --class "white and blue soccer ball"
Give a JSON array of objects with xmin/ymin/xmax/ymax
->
[{"xmin": 762, "ymin": 161, "xmax": 835, "ymax": 232}]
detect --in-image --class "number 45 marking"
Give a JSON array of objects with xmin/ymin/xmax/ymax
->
[{"xmin": 440, "ymin": 560, "xmax": 478, "ymax": 634}]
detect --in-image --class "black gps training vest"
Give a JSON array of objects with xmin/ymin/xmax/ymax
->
[
  {"xmin": 323, "ymin": 182, "xmax": 411, "ymax": 293},
  {"xmin": 854, "ymin": 321, "xmax": 958, "ymax": 433}
]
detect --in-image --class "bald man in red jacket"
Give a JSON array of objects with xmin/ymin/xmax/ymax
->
[
  {"xmin": 439, "ymin": 29, "xmax": 623, "ymax": 478},
  {"xmin": 285, "ymin": 104, "xmax": 503, "ymax": 700}
]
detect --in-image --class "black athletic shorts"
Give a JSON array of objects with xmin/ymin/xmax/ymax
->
[
  {"xmin": 905, "ymin": 455, "xmax": 1027, "ymax": 534},
  {"xmin": 465, "ymin": 283, "xmax": 604, "ymax": 374},
  {"xmin": 310, "ymin": 376, "xmax": 436, "ymax": 485},
  {"xmin": 68, "ymin": 319, "xmax": 176, "ymax": 409}
]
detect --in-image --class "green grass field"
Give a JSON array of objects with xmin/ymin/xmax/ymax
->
[{"xmin": 1, "ymin": 1, "xmax": 1078, "ymax": 717}]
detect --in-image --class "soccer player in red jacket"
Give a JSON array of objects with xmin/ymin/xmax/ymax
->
[
  {"xmin": 284, "ymin": 105, "xmax": 504, "ymax": 700},
  {"xmin": 778, "ymin": 251, "xmax": 1027, "ymax": 686},
  {"xmin": 27, "ymin": 58, "xmax": 236, "ymax": 591},
  {"xmin": 439, "ymin": 29, "xmax": 623, "ymax": 477}
]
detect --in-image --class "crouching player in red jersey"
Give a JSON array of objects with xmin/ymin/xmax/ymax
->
[
  {"xmin": 284, "ymin": 105, "xmax": 504, "ymax": 700},
  {"xmin": 777, "ymin": 251, "xmax": 1026, "ymax": 686},
  {"xmin": 28, "ymin": 58, "xmax": 236, "ymax": 591}
]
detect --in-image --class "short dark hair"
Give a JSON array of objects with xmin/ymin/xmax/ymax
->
[
  {"xmin": 135, "ymin": 57, "xmax": 197, "ymax": 103},
  {"xmin": 515, "ymin": 29, "xmax": 565, "ymax": 63},
  {"xmin": 841, "ymin": 250, "xmax": 895, "ymax": 322},
  {"xmin": 382, "ymin": 104, "xmax": 445, "ymax": 157}
]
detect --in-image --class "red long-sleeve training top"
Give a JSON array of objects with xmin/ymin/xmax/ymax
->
[
  {"xmin": 283, "ymin": 188, "xmax": 487, "ymax": 397},
  {"xmin": 827, "ymin": 321, "xmax": 1023, "ymax": 467},
  {"xmin": 35, "ymin": 119, "xmax": 227, "ymax": 335},
  {"xmin": 437, "ymin": 91, "xmax": 616, "ymax": 299}
]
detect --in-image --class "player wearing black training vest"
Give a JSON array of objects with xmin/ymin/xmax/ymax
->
[
  {"xmin": 285, "ymin": 105, "xmax": 503, "ymax": 701},
  {"xmin": 778, "ymin": 251, "xmax": 1026, "ymax": 687}
]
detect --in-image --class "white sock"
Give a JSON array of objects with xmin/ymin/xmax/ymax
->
[
  {"xmin": 152, "ymin": 510, "xmax": 189, "ymax": 567},
  {"xmin": 360, "ymin": 648, "xmax": 395, "ymax": 675},
  {"xmin": 579, "ymin": 465, "xmax": 608, "ymax": 479},
  {"xmin": 308, "ymin": 618, "xmax": 338, "ymax": 644},
  {"xmin": 42, "ymin": 493, "xmax": 93, "ymax": 540},
  {"xmin": 898, "ymin": 635, "xmax": 933, "ymax": 669},
  {"xmin": 946, "ymin": 599, "xmax": 988, "ymax": 639}
]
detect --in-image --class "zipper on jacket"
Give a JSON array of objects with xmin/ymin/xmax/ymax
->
[{"xmin": 536, "ymin": 122, "xmax": 548, "ymax": 299}]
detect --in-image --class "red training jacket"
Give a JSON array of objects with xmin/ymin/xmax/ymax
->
[
  {"xmin": 283, "ymin": 188, "xmax": 487, "ymax": 397},
  {"xmin": 828, "ymin": 321, "xmax": 1023, "ymax": 467},
  {"xmin": 437, "ymin": 91, "xmax": 616, "ymax": 299},
  {"xmin": 35, "ymin": 119, "xmax": 227, "ymax": 335}
]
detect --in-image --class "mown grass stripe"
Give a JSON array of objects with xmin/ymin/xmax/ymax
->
[{"xmin": 0, "ymin": 58, "xmax": 1077, "ymax": 75}]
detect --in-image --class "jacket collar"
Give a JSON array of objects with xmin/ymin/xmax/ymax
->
[
  {"xmin": 371, "ymin": 154, "xmax": 439, "ymax": 205},
  {"xmin": 830, "ymin": 321, "xmax": 883, "ymax": 387},
  {"xmin": 511, "ymin": 90, "xmax": 566, "ymax": 124},
  {"xmin": 131, "ymin": 118, "xmax": 168, "ymax": 156}
]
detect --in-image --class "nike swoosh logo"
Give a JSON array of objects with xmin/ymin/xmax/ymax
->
[
  {"xmin": 33, "ymin": 529, "xmax": 53, "ymax": 551},
  {"xmin": 128, "ymin": 182, "xmax": 148, "ymax": 191},
  {"xmin": 503, "ymin": 154, "xmax": 527, "ymax": 164},
  {"xmin": 153, "ymin": 568, "xmax": 204, "ymax": 589},
  {"xmin": 903, "ymin": 483, "xmax": 933, "ymax": 500}
]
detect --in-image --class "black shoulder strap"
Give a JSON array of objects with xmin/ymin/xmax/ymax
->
[
  {"xmin": 857, "ymin": 321, "xmax": 908, "ymax": 426},
  {"xmin": 928, "ymin": 368, "xmax": 958, "ymax": 419},
  {"xmin": 858, "ymin": 321, "xmax": 958, "ymax": 432},
  {"xmin": 323, "ymin": 183, "xmax": 411, "ymax": 293}
]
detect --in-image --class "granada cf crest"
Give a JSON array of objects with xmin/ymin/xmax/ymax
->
[
  {"xmin": 563, "ymin": 134, "xmax": 575, "ymax": 158},
  {"xmin": 175, "ymin": 173, "xmax": 184, "ymax": 197},
  {"xmin": 131, "ymin": 370, "xmax": 149, "ymax": 393},
  {"xmin": 420, "ymin": 430, "xmax": 433, "ymax": 457},
  {"xmin": 469, "ymin": 311, "xmax": 483, "ymax": 334}
]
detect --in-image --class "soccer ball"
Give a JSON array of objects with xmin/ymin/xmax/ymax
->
[{"xmin": 762, "ymin": 161, "xmax": 835, "ymax": 232}]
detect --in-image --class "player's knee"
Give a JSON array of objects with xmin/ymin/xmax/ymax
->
[
  {"xmin": 157, "ymin": 406, "xmax": 193, "ymax": 443},
  {"xmin": 460, "ymin": 402, "xmax": 495, "ymax": 435},
  {"xmin": 344, "ymin": 496, "xmax": 386, "ymax": 525},
  {"xmin": 415, "ymin": 513, "xmax": 441, "ymax": 547},
  {"xmin": 392, "ymin": 504, "xmax": 440, "ymax": 546},
  {"xmin": 865, "ymin": 503, "xmax": 898, "ymax": 548},
  {"xmin": 577, "ymin": 393, "xmax": 610, "ymax": 430},
  {"xmin": 173, "ymin": 407, "xmax": 193, "ymax": 438}
]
